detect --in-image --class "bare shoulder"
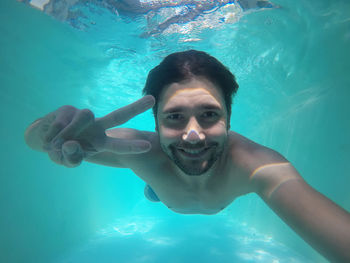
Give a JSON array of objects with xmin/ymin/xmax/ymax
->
[
  {"xmin": 228, "ymin": 131, "xmax": 303, "ymax": 198},
  {"xmin": 228, "ymin": 130, "xmax": 289, "ymax": 173}
]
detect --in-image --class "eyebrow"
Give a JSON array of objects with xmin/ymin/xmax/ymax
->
[{"xmin": 162, "ymin": 104, "xmax": 222, "ymax": 114}]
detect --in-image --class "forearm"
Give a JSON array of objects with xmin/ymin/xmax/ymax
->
[{"xmin": 263, "ymin": 179, "xmax": 350, "ymax": 262}]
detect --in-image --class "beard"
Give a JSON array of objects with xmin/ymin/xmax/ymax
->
[{"xmin": 161, "ymin": 141, "xmax": 225, "ymax": 176}]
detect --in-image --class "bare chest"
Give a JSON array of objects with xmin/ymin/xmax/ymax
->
[
  {"xmin": 137, "ymin": 162, "xmax": 249, "ymax": 215},
  {"xmin": 159, "ymin": 182, "xmax": 236, "ymax": 215},
  {"xmin": 130, "ymin": 132, "xmax": 254, "ymax": 214}
]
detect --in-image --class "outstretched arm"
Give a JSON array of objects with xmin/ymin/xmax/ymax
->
[{"xmin": 252, "ymin": 163, "xmax": 350, "ymax": 262}]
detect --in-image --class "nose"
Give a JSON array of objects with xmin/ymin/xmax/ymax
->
[{"xmin": 182, "ymin": 118, "xmax": 205, "ymax": 144}]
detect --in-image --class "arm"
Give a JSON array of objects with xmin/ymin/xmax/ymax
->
[{"xmin": 252, "ymin": 163, "xmax": 350, "ymax": 262}]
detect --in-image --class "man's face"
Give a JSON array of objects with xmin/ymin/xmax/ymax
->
[{"xmin": 157, "ymin": 77, "xmax": 229, "ymax": 176}]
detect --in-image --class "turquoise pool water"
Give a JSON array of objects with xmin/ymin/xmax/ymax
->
[{"xmin": 1, "ymin": 0, "xmax": 349, "ymax": 262}]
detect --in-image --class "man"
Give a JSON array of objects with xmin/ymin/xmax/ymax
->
[{"xmin": 25, "ymin": 50, "xmax": 350, "ymax": 262}]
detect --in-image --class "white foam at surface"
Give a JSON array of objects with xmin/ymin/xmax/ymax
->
[{"xmin": 30, "ymin": 0, "xmax": 50, "ymax": 10}]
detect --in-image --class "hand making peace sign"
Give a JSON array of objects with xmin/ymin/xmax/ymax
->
[{"xmin": 39, "ymin": 95, "xmax": 155, "ymax": 167}]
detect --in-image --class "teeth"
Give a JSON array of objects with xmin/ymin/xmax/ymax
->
[{"xmin": 182, "ymin": 148, "xmax": 206, "ymax": 154}]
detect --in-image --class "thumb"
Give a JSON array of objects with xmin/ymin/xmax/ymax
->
[{"xmin": 62, "ymin": 140, "xmax": 84, "ymax": 167}]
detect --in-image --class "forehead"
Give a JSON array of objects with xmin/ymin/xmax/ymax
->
[{"xmin": 158, "ymin": 77, "xmax": 225, "ymax": 111}]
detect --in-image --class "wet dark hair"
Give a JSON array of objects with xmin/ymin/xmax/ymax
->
[{"xmin": 142, "ymin": 50, "xmax": 239, "ymax": 122}]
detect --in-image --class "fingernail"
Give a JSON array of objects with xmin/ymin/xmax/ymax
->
[{"xmin": 64, "ymin": 143, "xmax": 78, "ymax": 155}]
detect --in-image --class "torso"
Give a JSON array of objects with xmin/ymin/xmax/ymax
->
[
  {"xmin": 102, "ymin": 128, "xmax": 286, "ymax": 215},
  {"xmin": 127, "ymin": 131, "xmax": 266, "ymax": 214}
]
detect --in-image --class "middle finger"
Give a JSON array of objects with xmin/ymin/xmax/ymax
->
[{"xmin": 52, "ymin": 108, "xmax": 95, "ymax": 147}]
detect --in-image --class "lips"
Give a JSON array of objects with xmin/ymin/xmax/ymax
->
[{"xmin": 177, "ymin": 147, "xmax": 211, "ymax": 159}]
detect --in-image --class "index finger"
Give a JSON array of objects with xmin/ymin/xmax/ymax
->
[{"xmin": 96, "ymin": 95, "xmax": 155, "ymax": 130}]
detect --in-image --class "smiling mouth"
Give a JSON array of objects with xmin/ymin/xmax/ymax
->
[{"xmin": 177, "ymin": 147, "xmax": 211, "ymax": 158}]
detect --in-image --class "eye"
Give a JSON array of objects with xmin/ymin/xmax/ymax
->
[
  {"xmin": 202, "ymin": 111, "xmax": 218, "ymax": 118},
  {"xmin": 166, "ymin": 113, "xmax": 183, "ymax": 120}
]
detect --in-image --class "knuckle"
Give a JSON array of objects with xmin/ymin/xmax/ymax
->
[
  {"xmin": 51, "ymin": 121, "xmax": 66, "ymax": 131},
  {"xmin": 60, "ymin": 105, "xmax": 77, "ymax": 112},
  {"xmin": 79, "ymin": 109, "xmax": 95, "ymax": 122}
]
